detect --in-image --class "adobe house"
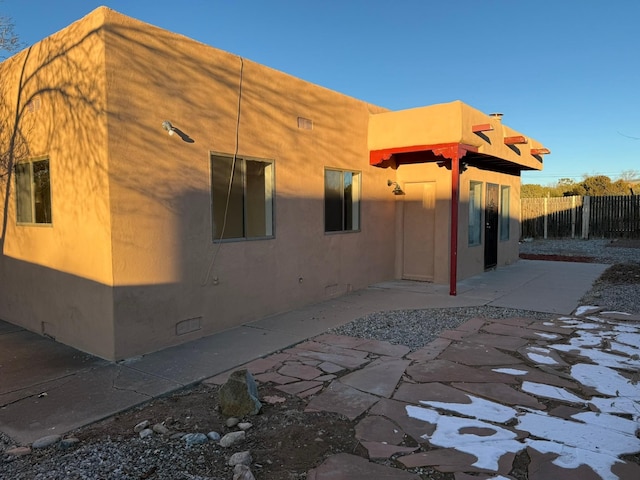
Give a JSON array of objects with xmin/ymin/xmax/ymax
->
[{"xmin": 0, "ymin": 7, "xmax": 548, "ymax": 360}]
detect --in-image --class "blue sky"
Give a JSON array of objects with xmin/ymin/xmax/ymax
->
[{"xmin": 3, "ymin": 0, "xmax": 639, "ymax": 184}]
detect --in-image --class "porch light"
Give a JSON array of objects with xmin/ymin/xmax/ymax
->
[
  {"xmin": 162, "ymin": 120, "xmax": 176, "ymax": 136},
  {"xmin": 387, "ymin": 179, "xmax": 405, "ymax": 195}
]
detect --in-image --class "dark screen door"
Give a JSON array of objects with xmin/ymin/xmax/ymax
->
[{"xmin": 484, "ymin": 183, "xmax": 499, "ymax": 269}]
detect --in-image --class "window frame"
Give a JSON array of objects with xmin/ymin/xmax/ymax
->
[
  {"xmin": 468, "ymin": 180, "xmax": 483, "ymax": 246},
  {"xmin": 499, "ymin": 185, "xmax": 510, "ymax": 241},
  {"xmin": 324, "ymin": 167, "xmax": 361, "ymax": 234},
  {"xmin": 210, "ymin": 152, "xmax": 275, "ymax": 242},
  {"xmin": 15, "ymin": 157, "xmax": 53, "ymax": 226}
]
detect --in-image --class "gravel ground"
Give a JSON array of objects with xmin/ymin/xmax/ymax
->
[
  {"xmin": 519, "ymin": 237, "xmax": 640, "ymax": 264},
  {"xmin": 2, "ymin": 238, "xmax": 639, "ymax": 479},
  {"xmin": 332, "ymin": 238, "xmax": 640, "ymax": 346}
]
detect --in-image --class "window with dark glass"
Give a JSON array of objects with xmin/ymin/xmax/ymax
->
[
  {"xmin": 500, "ymin": 185, "xmax": 510, "ymax": 241},
  {"xmin": 324, "ymin": 168, "xmax": 360, "ymax": 232},
  {"xmin": 468, "ymin": 181, "xmax": 482, "ymax": 246},
  {"xmin": 15, "ymin": 158, "xmax": 52, "ymax": 224},
  {"xmin": 211, "ymin": 153, "xmax": 274, "ymax": 240}
]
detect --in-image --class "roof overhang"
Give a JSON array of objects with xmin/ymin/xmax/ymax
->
[{"xmin": 369, "ymin": 100, "xmax": 549, "ymax": 171}]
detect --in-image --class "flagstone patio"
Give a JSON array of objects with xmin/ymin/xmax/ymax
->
[{"xmin": 206, "ymin": 307, "xmax": 640, "ymax": 479}]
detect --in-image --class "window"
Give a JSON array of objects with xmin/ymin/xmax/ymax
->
[
  {"xmin": 500, "ymin": 186, "xmax": 510, "ymax": 241},
  {"xmin": 211, "ymin": 153, "xmax": 274, "ymax": 240},
  {"xmin": 15, "ymin": 158, "xmax": 52, "ymax": 224},
  {"xmin": 468, "ymin": 181, "xmax": 482, "ymax": 246},
  {"xmin": 324, "ymin": 168, "xmax": 360, "ymax": 232}
]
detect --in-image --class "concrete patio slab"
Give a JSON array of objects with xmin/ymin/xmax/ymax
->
[{"xmin": 0, "ymin": 364, "xmax": 182, "ymax": 444}]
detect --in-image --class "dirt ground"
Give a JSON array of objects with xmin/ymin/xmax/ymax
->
[
  {"xmin": 72, "ymin": 383, "xmax": 367, "ymax": 480},
  {"xmin": 520, "ymin": 238, "xmax": 640, "ymax": 284}
]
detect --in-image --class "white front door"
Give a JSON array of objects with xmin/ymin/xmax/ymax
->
[{"xmin": 402, "ymin": 182, "xmax": 436, "ymax": 281}]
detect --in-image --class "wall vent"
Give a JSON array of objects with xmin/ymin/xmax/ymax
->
[
  {"xmin": 297, "ymin": 116, "xmax": 313, "ymax": 130},
  {"xmin": 176, "ymin": 317, "xmax": 202, "ymax": 336}
]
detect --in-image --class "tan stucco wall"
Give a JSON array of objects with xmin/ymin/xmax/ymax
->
[
  {"xmin": 0, "ymin": 9, "xmax": 115, "ymax": 358},
  {"xmin": 1, "ymin": 7, "xmax": 543, "ymax": 360},
  {"xmin": 391, "ymin": 164, "xmax": 521, "ymax": 284},
  {"xmin": 369, "ymin": 101, "xmax": 545, "ymax": 172},
  {"xmin": 456, "ymin": 168, "xmax": 522, "ymax": 280},
  {"xmin": 98, "ymin": 9, "xmax": 394, "ymax": 359}
]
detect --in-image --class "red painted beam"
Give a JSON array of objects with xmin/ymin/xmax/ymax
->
[
  {"xmin": 450, "ymin": 155, "xmax": 460, "ymax": 296},
  {"xmin": 531, "ymin": 148, "xmax": 551, "ymax": 155},
  {"xmin": 472, "ymin": 123, "xmax": 493, "ymax": 133},
  {"xmin": 370, "ymin": 144, "xmax": 434, "ymax": 165},
  {"xmin": 504, "ymin": 135, "xmax": 528, "ymax": 145}
]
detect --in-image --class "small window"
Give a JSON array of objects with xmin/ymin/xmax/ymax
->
[
  {"xmin": 15, "ymin": 158, "xmax": 52, "ymax": 224},
  {"xmin": 500, "ymin": 185, "xmax": 510, "ymax": 241},
  {"xmin": 211, "ymin": 153, "xmax": 274, "ymax": 240},
  {"xmin": 324, "ymin": 168, "xmax": 360, "ymax": 233},
  {"xmin": 468, "ymin": 181, "xmax": 482, "ymax": 246}
]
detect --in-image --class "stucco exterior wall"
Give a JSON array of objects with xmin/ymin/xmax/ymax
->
[
  {"xmin": 0, "ymin": 9, "xmax": 115, "ymax": 358},
  {"xmin": 99, "ymin": 9, "xmax": 393, "ymax": 359},
  {"xmin": 456, "ymin": 168, "xmax": 522, "ymax": 280},
  {"xmin": 1, "ymin": 7, "xmax": 544, "ymax": 361}
]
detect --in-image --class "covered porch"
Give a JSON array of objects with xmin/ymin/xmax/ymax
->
[{"xmin": 368, "ymin": 100, "xmax": 550, "ymax": 295}]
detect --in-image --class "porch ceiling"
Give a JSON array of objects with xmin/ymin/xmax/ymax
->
[{"xmin": 369, "ymin": 100, "xmax": 549, "ymax": 171}]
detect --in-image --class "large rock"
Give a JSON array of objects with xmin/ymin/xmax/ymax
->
[{"xmin": 218, "ymin": 369, "xmax": 262, "ymax": 417}]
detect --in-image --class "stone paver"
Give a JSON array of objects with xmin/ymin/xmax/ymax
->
[
  {"xmin": 438, "ymin": 342, "xmax": 523, "ymax": 366},
  {"xmin": 290, "ymin": 349, "xmax": 370, "ymax": 369},
  {"xmin": 339, "ymin": 358, "xmax": 410, "ymax": 397},
  {"xmin": 307, "ymin": 453, "xmax": 421, "ymax": 479},
  {"xmin": 393, "ymin": 382, "xmax": 472, "ymax": 405},
  {"xmin": 406, "ymin": 359, "xmax": 518, "ymax": 384},
  {"xmin": 353, "ymin": 338, "xmax": 411, "ymax": 357},
  {"xmin": 275, "ymin": 380, "xmax": 322, "ymax": 396},
  {"xmin": 451, "ymin": 382, "xmax": 546, "ymax": 410},
  {"xmin": 278, "ymin": 363, "xmax": 323, "ymax": 380},
  {"xmin": 359, "ymin": 441, "xmax": 419, "ymax": 460},
  {"xmin": 254, "ymin": 371, "xmax": 297, "ymax": 385},
  {"xmin": 482, "ymin": 322, "xmax": 547, "ymax": 339},
  {"xmin": 460, "ymin": 332, "xmax": 529, "ymax": 351},
  {"xmin": 368, "ymin": 397, "xmax": 436, "ymax": 442},
  {"xmin": 354, "ymin": 415, "xmax": 404, "ymax": 444},
  {"xmin": 406, "ymin": 337, "xmax": 451, "ymax": 361},
  {"xmin": 305, "ymin": 382, "xmax": 378, "ymax": 420}
]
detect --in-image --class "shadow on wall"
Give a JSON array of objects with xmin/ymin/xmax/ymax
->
[
  {"xmin": 0, "ymin": 185, "xmax": 397, "ymax": 361},
  {"xmin": 0, "ymin": 21, "xmax": 107, "ymax": 252},
  {"xmin": 0, "ymin": 11, "xmax": 399, "ymax": 361}
]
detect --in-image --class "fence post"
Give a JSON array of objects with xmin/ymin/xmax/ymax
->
[
  {"xmin": 571, "ymin": 196, "xmax": 576, "ymax": 239},
  {"xmin": 543, "ymin": 197, "xmax": 548, "ymax": 239},
  {"xmin": 582, "ymin": 196, "xmax": 590, "ymax": 239}
]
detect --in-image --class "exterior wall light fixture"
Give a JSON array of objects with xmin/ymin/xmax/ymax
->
[
  {"xmin": 162, "ymin": 120, "xmax": 176, "ymax": 136},
  {"xmin": 387, "ymin": 179, "xmax": 404, "ymax": 195}
]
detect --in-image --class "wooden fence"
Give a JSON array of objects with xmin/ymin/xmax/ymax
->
[{"xmin": 521, "ymin": 195, "xmax": 640, "ymax": 239}]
